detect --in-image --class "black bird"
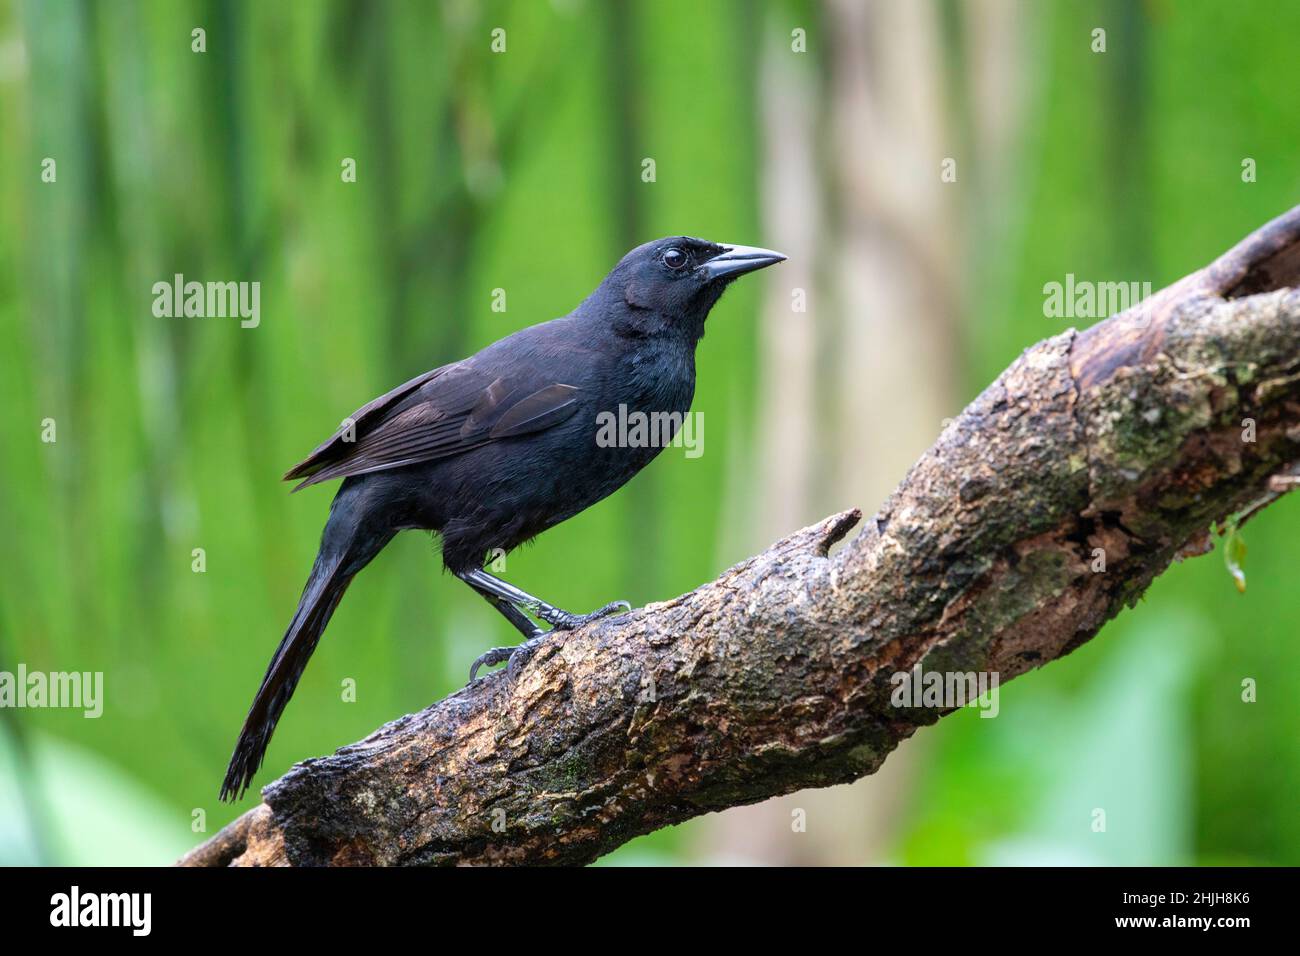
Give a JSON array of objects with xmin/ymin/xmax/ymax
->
[{"xmin": 220, "ymin": 237, "xmax": 786, "ymax": 801}]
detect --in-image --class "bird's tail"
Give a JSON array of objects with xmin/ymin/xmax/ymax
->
[{"xmin": 220, "ymin": 498, "xmax": 388, "ymax": 802}]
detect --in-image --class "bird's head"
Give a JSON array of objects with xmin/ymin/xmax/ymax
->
[{"xmin": 600, "ymin": 236, "xmax": 786, "ymax": 339}]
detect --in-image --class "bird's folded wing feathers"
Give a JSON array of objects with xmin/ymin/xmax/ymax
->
[
  {"xmin": 488, "ymin": 383, "xmax": 582, "ymax": 438},
  {"xmin": 284, "ymin": 363, "xmax": 582, "ymax": 491}
]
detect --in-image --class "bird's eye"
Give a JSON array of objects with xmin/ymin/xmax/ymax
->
[{"xmin": 663, "ymin": 248, "xmax": 688, "ymax": 271}]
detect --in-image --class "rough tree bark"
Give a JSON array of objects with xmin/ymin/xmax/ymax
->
[{"xmin": 182, "ymin": 206, "xmax": 1300, "ymax": 867}]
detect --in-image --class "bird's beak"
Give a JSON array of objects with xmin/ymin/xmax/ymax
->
[{"xmin": 700, "ymin": 244, "xmax": 787, "ymax": 280}]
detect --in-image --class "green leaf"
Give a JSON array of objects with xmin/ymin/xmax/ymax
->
[{"xmin": 1220, "ymin": 516, "xmax": 1248, "ymax": 594}]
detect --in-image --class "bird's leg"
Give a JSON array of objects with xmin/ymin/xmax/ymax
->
[
  {"xmin": 459, "ymin": 579, "xmax": 546, "ymax": 682},
  {"xmin": 473, "ymin": 589, "xmax": 544, "ymax": 641},
  {"xmin": 458, "ymin": 568, "xmax": 630, "ymax": 630},
  {"xmin": 457, "ymin": 568, "xmax": 631, "ymax": 681},
  {"xmin": 456, "ymin": 568, "xmax": 630, "ymax": 681}
]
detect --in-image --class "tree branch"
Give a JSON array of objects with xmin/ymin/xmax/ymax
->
[{"xmin": 181, "ymin": 206, "xmax": 1300, "ymax": 867}]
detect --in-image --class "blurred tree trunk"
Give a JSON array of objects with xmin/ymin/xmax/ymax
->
[{"xmin": 707, "ymin": 0, "xmax": 1003, "ymax": 866}]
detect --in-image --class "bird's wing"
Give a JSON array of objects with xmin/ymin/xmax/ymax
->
[{"xmin": 283, "ymin": 361, "xmax": 583, "ymax": 491}]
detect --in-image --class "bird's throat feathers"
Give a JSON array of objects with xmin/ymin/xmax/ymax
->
[
  {"xmin": 622, "ymin": 334, "xmax": 697, "ymax": 417},
  {"xmin": 610, "ymin": 277, "xmax": 727, "ymax": 342}
]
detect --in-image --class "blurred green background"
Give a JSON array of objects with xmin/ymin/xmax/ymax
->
[{"xmin": 1, "ymin": 0, "xmax": 1297, "ymax": 866}]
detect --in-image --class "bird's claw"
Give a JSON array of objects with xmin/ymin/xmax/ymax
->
[
  {"xmin": 542, "ymin": 599, "xmax": 631, "ymax": 631},
  {"xmin": 467, "ymin": 601, "xmax": 631, "ymax": 683},
  {"xmin": 468, "ymin": 636, "xmax": 544, "ymax": 683},
  {"xmin": 468, "ymin": 646, "xmax": 514, "ymax": 682}
]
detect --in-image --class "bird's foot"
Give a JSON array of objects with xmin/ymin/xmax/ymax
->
[
  {"xmin": 540, "ymin": 599, "xmax": 631, "ymax": 631},
  {"xmin": 465, "ymin": 598, "xmax": 631, "ymax": 683},
  {"xmin": 468, "ymin": 635, "xmax": 544, "ymax": 683}
]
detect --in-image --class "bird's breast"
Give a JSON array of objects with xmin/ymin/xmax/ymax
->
[{"xmin": 620, "ymin": 337, "xmax": 696, "ymax": 411}]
